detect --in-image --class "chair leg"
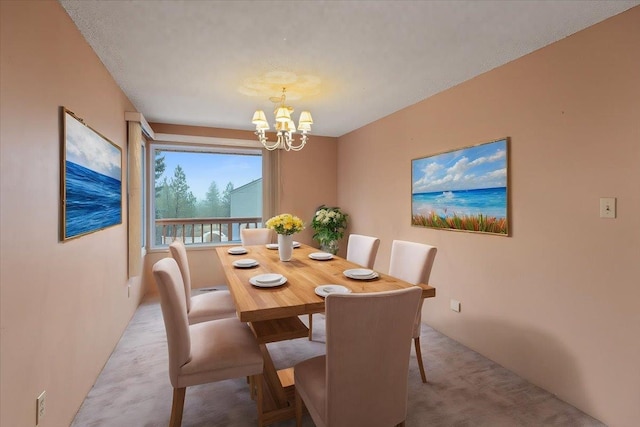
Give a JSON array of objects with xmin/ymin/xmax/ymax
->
[
  {"xmin": 248, "ymin": 375, "xmax": 256, "ymax": 400},
  {"xmin": 254, "ymin": 374, "xmax": 264, "ymax": 427},
  {"xmin": 295, "ymin": 388, "xmax": 304, "ymax": 427},
  {"xmin": 308, "ymin": 314, "xmax": 313, "ymax": 341},
  {"xmin": 414, "ymin": 337, "xmax": 427, "ymax": 383},
  {"xmin": 170, "ymin": 387, "xmax": 186, "ymax": 427}
]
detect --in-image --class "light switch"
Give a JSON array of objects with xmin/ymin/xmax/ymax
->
[{"xmin": 599, "ymin": 197, "xmax": 616, "ymax": 219}]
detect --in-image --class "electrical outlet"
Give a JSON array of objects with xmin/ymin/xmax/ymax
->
[
  {"xmin": 36, "ymin": 391, "xmax": 46, "ymax": 425},
  {"xmin": 599, "ymin": 197, "xmax": 616, "ymax": 218},
  {"xmin": 450, "ymin": 299, "xmax": 461, "ymax": 313}
]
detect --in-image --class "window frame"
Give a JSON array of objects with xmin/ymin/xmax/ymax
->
[
  {"xmin": 147, "ymin": 138, "xmax": 264, "ymax": 251},
  {"xmin": 140, "ymin": 136, "xmax": 146, "ymax": 253}
]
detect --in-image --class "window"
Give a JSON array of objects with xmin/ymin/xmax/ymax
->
[{"xmin": 150, "ymin": 143, "xmax": 263, "ymax": 248}]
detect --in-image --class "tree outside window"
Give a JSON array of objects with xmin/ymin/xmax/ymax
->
[{"xmin": 151, "ymin": 146, "xmax": 261, "ymax": 247}]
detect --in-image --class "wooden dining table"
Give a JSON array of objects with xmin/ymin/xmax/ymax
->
[{"xmin": 215, "ymin": 243, "xmax": 436, "ymax": 425}]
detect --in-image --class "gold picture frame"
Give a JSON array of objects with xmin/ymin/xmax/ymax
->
[
  {"xmin": 411, "ymin": 137, "xmax": 510, "ymax": 236},
  {"xmin": 60, "ymin": 107, "xmax": 122, "ymax": 241}
]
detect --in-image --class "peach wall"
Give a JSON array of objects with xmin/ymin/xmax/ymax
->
[
  {"xmin": 143, "ymin": 124, "xmax": 338, "ymax": 295},
  {"xmin": 279, "ymin": 135, "xmax": 339, "ymax": 243},
  {"xmin": 0, "ymin": 2, "xmax": 142, "ymax": 427},
  {"xmin": 338, "ymin": 8, "xmax": 640, "ymax": 427}
]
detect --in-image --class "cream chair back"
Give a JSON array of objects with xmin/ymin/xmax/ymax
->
[
  {"xmin": 388, "ymin": 240, "xmax": 437, "ymax": 285},
  {"xmin": 152, "ymin": 257, "xmax": 191, "ymax": 387},
  {"xmin": 168, "ymin": 239, "xmax": 193, "ymax": 312},
  {"xmin": 324, "ymin": 287, "xmax": 421, "ymax": 426},
  {"xmin": 169, "ymin": 239, "xmax": 237, "ymax": 325},
  {"xmin": 388, "ymin": 239, "xmax": 437, "ymax": 383},
  {"xmin": 241, "ymin": 228, "xmax": 273, "ymax": 246},
  {"xmin": 345, "ymin": 234, "xmax": 380, "ymax": 268}
]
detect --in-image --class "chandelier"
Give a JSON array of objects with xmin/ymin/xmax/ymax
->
[{"xmin": 251, "ymin": 87, "xmax": 313, "ymax": 151}]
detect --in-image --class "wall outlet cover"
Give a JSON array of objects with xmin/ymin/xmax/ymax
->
[{"xmin": 599, "ymin": 197, "xmax": 616, "ymax": 219}]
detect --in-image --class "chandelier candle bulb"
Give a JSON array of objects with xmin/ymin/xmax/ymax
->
[
  {"xmin": 251, "ymin": 110, "xmax": 269, "ymax": 130},
  {"xmin": 275, "ymin": 107, "xmax": 291, "ymax": 122}
]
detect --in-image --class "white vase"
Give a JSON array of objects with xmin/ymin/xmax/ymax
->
[{"xmin": 277, "ymin": 234, "xmax": 294, "ymax": 261}]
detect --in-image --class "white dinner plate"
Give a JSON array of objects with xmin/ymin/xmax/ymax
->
[
  {"xmin": 315, "ymin": 285, "xmax": 352, "ymax": 297},
  {"xmin": 346, "ymin": 268, "xmax": 374, "ymax": 277},
  {"xmin": 254, "ymin": 273, "xmax": 283, "ymax": 284},
  {"xmin": 227, "ymin": 247, "xmax": 248, "ymax": 255},
  {"xmin": 293, "ymin": 241, "xmax": 301, "ymax": 248},
  {"xmin": 309, "ymin": 252, "xmax": 333, "ymax": 261},
  {"xmin": 343, "ymin": 268, "xmax": 379, "ymax": 280},
  {"xmin": 249, "ymin": 274, "xmax": 287, "ymax": 288},
  {"xmin": 232, "ymin": 258, "xmax": 258, "ymax": 268}
]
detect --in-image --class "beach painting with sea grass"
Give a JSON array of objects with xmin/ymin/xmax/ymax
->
[{"xmin": 411, "ymin": 138, "xmax": 509, "ymax": 235}]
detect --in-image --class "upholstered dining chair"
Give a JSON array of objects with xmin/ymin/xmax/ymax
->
[
  {"xmin": 346, "ymin": 233, "xmax": 380, "ymax": 268},
  {"xmin": 241, "ymin": 228, "xmax": 274, "ymax": 246},
  {"xmin": 169, "ymin": 239, "xmax": 236, "ymax": 324},
  {"xmin": 388, "ymin": 240, "xmax": 437, "ymax": 383},
  {"xmin": 152, "ymin": 258, "xmax": 264, "ymax": 427},
  {"xmin": 295, "ymin": 287, "xmax": 422, "ymax": 427},
  {"xmin": 308, "ymin": 233, "xmax": 381, "ymax": 340}
]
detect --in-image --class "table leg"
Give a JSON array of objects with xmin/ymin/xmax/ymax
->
[
  {"xmin": 248, "ymin": 317, "xmax": 309, "ymax": 424},
  {"xmin": 259, "ymin": 344, "xmax": 288, "ymax": 407}
]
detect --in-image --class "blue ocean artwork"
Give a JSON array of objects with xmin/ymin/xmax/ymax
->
[
  {"xmin": 63, "ymin": 110, "xmax": 121, "ymax": 239},
  {"xmin": 65, "ymin": 160, "xmax": 121, "ymax": 238},
  {"xmin": 412, "ymin": 187, "xmax": 507, "ymax": 219}
]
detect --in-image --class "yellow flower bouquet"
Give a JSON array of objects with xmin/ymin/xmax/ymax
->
[{"xmin": 265, "ymin": 213, "xmax": 305, "ymax": 235}]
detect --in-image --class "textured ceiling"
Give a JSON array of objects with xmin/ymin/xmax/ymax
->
[{"xmin": 60, "ymin": 0, "xmax": 638, "ymax": 137}]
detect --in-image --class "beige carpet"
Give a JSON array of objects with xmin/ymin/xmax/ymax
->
[{"xmin": 71, "ymin": 293, "xmax": 604, "ymax": 427}]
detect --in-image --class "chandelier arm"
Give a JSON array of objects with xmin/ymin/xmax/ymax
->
[
  {"xmin": 255, "ymin": 130, "xmax": 280, "ymax": 150},
  {"xmin": 287, "ymin": 134, "xmax": 306, "ymax": 151},
  {"xmin": 280, "ymin": 132, "xmax": 291, "ymax": 151},
  {"xmin": 278, "ymin": 132, "xmax": 289, "ymax": 150}
]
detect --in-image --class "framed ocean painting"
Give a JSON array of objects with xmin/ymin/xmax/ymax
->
[
  {"xmin": 60, "ymin": 107, "xmax": 122, "ymax": 241},
  {"xmin": 411, "ymin": 138, "xmax": 509, "ymax": 236}
]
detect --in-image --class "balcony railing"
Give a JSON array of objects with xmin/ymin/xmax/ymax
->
[{"xmin": 154, "ymin": 217, "xmax": 263, "ymax": 246}]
